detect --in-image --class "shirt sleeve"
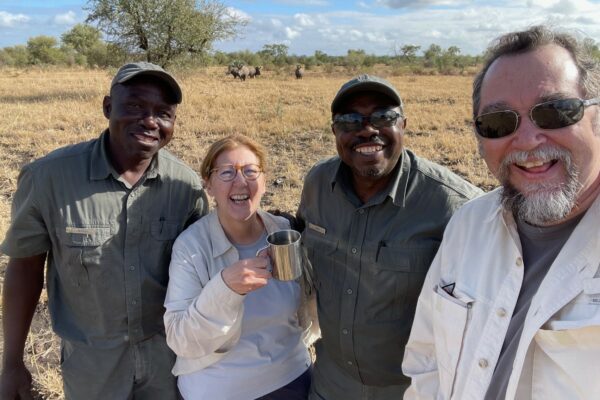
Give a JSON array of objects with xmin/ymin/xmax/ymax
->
[
  {"xmin": 163, "ymin": 233, "xmax": 245, "ymax": 360},
  {"xmin": 402, "ymin": 247, "xmax": 443, "ymax": 399},
  {"xmin": 0, "ymin": 164, "xmax": 51, "ymax": 257}
]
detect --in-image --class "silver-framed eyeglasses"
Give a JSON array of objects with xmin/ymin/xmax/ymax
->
[{"xmin": 210, "ymin": 163, "xmax": 262, "ymax": 182}]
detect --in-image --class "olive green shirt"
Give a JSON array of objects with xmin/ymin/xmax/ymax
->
[
  {"xmin": 0, "ymin": 131, "xmax": 208, "ymax": 347},
  {"xmin": 297, "ymin": 149, "xmax": 482, "ymax": 399}
]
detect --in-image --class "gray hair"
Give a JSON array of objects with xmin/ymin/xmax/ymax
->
[{"xmin": 473, "ymin": 25, "xmax": 600, "ymax": 118}]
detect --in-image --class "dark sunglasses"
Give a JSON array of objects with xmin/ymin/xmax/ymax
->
[
  {"xmin": 474, "ymin": 97, "xmax": 600, "ymax": 139},
  {"xmin": 333, "ymin": 109, "xmax": 402, "ymax": 132}
]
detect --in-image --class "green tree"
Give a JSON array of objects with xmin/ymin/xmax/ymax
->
[
  {"xmin": 258, "ymin": 44, "xmax": 289, "ymax": 66},
  {"xmin": 398, "ymin": 44, "xmax": 420, "ymax": 62},
  {"xmin": 0, "ymin": 45, "xmax": 29, "ymax": 67},
  {"xmin": 61, "ymin": 24, "xmax": 102, "ymax": 54},
  {"xmin": 27, "ymin": 36, "xmax": 64, "ymax": 64},
  {"xmin": 86, "ymin": 0, "xmax": 246, "ymax": 66}
]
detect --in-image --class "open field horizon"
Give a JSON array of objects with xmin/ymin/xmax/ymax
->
[{"xmin": 0, "ymin": 65, "xmax": 497, "ymax": 399}]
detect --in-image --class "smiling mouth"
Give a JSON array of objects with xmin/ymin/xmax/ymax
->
[
  {"xmin": 230, "ymin": 194, "xmax": 250, "ymax": 203},
  {"xmin": 354, "ymin": 144, "xmax": 383, "ymax": 154},
  {"xmin": 133, "ymin": 132, "xmax": 159, "ymax": 143},
  {"xmin": 515, "ymin": 159, "xmax": 558, "ymax": 173}
]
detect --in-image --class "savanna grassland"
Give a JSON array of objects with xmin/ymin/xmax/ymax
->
[{"xmin": 0, "ymin": 65, "xmax": 497, "ymax": 399}]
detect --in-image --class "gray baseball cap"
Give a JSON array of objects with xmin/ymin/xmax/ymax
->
[
  {"xmin": 331, "ymin": 74, "xmax": 402, "ymax": 114},
  {"xmin": 111, "ymin": 62, "xmax": 182, "ymax": 104}
]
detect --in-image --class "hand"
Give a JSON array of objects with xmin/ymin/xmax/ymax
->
[
  {"xmin": 221, "ymin": 256, "xmax": 272, "ymax": 295},
  {"xmin": 0, "ymin": 362, "xmax": 34, "ymax": 400}
]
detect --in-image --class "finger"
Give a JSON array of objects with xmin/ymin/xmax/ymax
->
[{"xmin": 256, "ymin": 249, "xmax": 269, "ymax": 258}]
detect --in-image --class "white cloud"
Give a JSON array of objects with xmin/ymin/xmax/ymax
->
[
  {"xmin": 0, "ymin": 11, "xmax": 29, "ymax": 27},
  {"xmin": 275, "ymin": 0, "xmax": 330, "ymax": 5},
  {"xmin": 52, "ymin": 11, "xmax": 76, "ymax": 25},
  {"xmin": 294, "ymin": 13, "xmax": 315, "ymax": 27},
  {"xmin": 214, "ymin": 1, "xmax": 600, "ymax": 57},
  {"xmin": 376, "ymin": 0, "xmax": 467, "ymax": 8},
  {"xmin": 285, "ymin": 26, "xmax": 301, "ymax": 39},
  {"xmin": 225, "ymin": 7, "xmax": 251, "ymax": 21}
]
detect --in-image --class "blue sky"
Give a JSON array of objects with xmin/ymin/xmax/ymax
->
[{"xmin": 1, "ymin": 0, "xmax": 599, "ymax": 56}]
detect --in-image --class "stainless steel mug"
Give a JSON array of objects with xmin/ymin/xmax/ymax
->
[{"xmin": 257, "ymin": 229, "xmax": 303, "ymax": 281}]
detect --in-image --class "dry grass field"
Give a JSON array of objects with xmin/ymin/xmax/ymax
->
[{"xmin": 0, "ymin": 65, "xmax": 497, "ymax": 399}]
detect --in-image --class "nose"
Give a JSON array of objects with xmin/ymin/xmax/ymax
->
[
  {"xmin": 355, "ymin": 121, "xmax": 379, "ymax": 137},
  {"xmin": 511, "ymin": 114, "xmax": 547, "ymax": 151},
  {"xmin": 140, "ymin": 112, "xmax": 159, "ymax": 129}
]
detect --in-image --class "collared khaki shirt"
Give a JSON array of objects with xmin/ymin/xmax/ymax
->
[
  {"xmin": 1, "ymin": 131, "xmax": 208, "ymax": 347},
  {"xmin": 297, "ymin": 148, "xmax": 482, "ymax": 399}
]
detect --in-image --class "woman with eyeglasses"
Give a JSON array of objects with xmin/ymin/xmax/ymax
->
[{"xmin": 163, "ymin": 134, "xmax": 318, "ymax": 400}]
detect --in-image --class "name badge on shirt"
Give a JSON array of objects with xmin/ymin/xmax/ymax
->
[
  {"xmin": 583, "ymin": 278, "xmax": 600, "ymax": 305},
  {"xmin": 308, "ymin": 222, "xmax": 326, "ymax": 235}
]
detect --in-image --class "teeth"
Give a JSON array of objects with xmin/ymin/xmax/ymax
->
[
  {"xmin": 230, "ymin": 194, "xmax": 249, "ymax": 201},
  {"xmin": 517, "ymin": 160, "xmax": 548, "ymax": 168},
  {"xmin": 355, "ymin": 145, "xmax": 382, "ymax": 154}
]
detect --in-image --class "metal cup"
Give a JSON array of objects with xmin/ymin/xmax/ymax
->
[{"xmin": 257, "ymin": 229, "xmax": 303, "ymax": 281}]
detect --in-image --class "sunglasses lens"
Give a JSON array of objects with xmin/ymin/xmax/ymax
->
[
  {"xmin": 334, "ymin": 113, "xmax": 364, "ymax": 132},
  {"xmin": 531, "ymin": 98, "xmax": 584, "ymax": 129},
  {"xmin": 370, "ymin": 110, "xmax": 400, "ymax": 128},
  {"xmin": 475, "ymin": 111, "xmax": 518, "ymax": 139}
]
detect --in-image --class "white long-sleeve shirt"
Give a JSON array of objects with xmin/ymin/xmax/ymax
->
[
  {"xmin": 164, "ymin": 210, "xmax": 318, "ymax": 399},
  {"xmin": 402, "ymin": 189, "xmax": 600, "ymax": 400}
]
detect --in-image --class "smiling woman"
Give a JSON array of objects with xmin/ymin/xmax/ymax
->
[{"xmin": 163, "ymin": 134, "xmax": 319, "ymax": 400}]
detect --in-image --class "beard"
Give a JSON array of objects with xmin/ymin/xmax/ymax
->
[{"xmin": 496, "ymin": 146, "xmax": 582, "ymax": 226}]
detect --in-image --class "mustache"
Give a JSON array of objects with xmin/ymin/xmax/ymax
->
[
  {"xmin": 352, "ymin": 135, "xmax": 385, "ymax": 147},
  {"xmin": 499, "ymin": 146, "xmax": 572, "ymax": 175}
]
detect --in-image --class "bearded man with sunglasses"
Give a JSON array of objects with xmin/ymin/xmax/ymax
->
[
  {"xmin": 296, "ymin": 75, "xmax": 481, "ymax": 399},
  {"xmin": 403, "ymin": 25, "xmax": 600, "ymax": 399}
]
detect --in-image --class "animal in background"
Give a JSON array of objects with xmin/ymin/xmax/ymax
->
[
  {"xmin": 248, "ymin": 66, "xmax": 262, "ymax": 78},
  {"xmin": 295, "ymin": 65, "xmax": 304, "ymax": 79}
]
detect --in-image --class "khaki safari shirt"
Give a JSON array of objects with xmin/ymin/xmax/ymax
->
[
  {"xmin": 297, "ymin": 148, "xmax": 482, "ymax": 398},
  {"xmin": 0, "ymin": 131, "xmax": 208, "ymax": 347}
]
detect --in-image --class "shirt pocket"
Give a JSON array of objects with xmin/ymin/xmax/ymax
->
[
  {"xmin": 301, "ymin": 228, "xmax": 339, "ymax": 303},
  {"xmin": 532, "ymin": 325, "xmax": 600, "ymax": 399},
  {"xmin": 432, "ymin": 285, "xmax": 473, "ymax": 399},
  {"xmin": 145, "ymin": 217, "xmax": 182, "ymax": 284},
  {"xmin": 367, "ymin": 244, "xmax": 438, "ymax": 321},
  {"xmin": 58, "ymin": 224, "xmax": 112, "ymax": 287}
]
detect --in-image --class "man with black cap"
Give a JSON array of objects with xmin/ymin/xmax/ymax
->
[
  {"xmin": 296, "ymin": 74, "xmax": 481, "ymax": 399},
  {"xmin": 0, "ymin": 62, "xmax": 208, "ymax": 399}
]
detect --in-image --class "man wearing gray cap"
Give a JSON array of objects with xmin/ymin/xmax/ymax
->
[
  {"xmin": 296, "ymin": 74, "xmax": 481, "ymax": 399},
  {"xmin": 0, "ymin": 62, "xmax": 208, "ymax": 399}
]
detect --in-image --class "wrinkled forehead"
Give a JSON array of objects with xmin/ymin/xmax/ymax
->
[{"xmin": 479, "ymin": 45, "xmax": 583, "ymax": 112}]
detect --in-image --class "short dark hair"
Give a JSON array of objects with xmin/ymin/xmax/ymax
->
[{"xmin": 473, "ymin": 25, "xmax": 600, "ymax": 117}]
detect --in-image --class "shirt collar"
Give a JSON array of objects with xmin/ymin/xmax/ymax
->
[
  {"xmin": 208, "ymin": 209, "xmax": 282, "ymax": 258},
  {"xmin": 329, "ymin": 149, "xmax": 409, "ymax": 208},
  {"xmin": 89, "ymin": 129, "xmax": 162, "ymax": 181}
]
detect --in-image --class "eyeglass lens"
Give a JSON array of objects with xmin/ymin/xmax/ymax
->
[
  {"xmin": 213, "ymin": 164, "xmax": 261, "ymax": 181},
  {"xmin": 475, "ymin": 98, "xmax": 592, "ymax": 139},
  {"xmin": 334, "ymin": 110, "xmax": 400, "ymax": 132}
]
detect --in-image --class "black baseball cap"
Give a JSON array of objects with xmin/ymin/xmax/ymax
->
[
  {"xmin": 331, "ymin": 74, "xmax": 402, "ymax": 114},
  {"xmin": 111, "ymin": 62, "xmax": 182, "ymax": 104}
]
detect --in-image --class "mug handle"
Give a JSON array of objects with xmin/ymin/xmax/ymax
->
[{"xmin": 256, "ymin": 244, "xmax": 270, "ymax": 257}]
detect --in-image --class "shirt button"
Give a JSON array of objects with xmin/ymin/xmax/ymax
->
[
  {"xmin": 346, "ymin": 289, "xmax": 353, "ymax": 295},
  {"xmin": 129, "ymin": 265, "xmax": 135, "ymax": 271},
  {"xmin": 132, "ymin": 300, "xmax": 137, "ymax": 305},
  {"xmin": 478, "ymin": 358, "xmax": 489, "ymax": 368},
  {"xmin": 347, "ymin": 361, "xmax": 353, "ymax": 366},
  {"xmin": 342, "ymin": 329, "xmax": 348, "ymax": 335},
  {"xmin": 351, "ymin": 248, "xmax": 357, "ymax": 254},
  {"xmin": 124, "ymin": 335, "xmax": 129, "ymax": 341},
  {"xmin": 130, "ymin": 192, "xmax": 136, "ymax": 198},
  {"xmin": 516, "ymin": 257, "xmax": 523, "ymax": 267},
  {"xmin": 358, "ymin": 209, "xmax": 365, "ymax": 214},
  {"xmin": 496, "ymin": 308, "xmax": 507, "ymax": 317}
]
